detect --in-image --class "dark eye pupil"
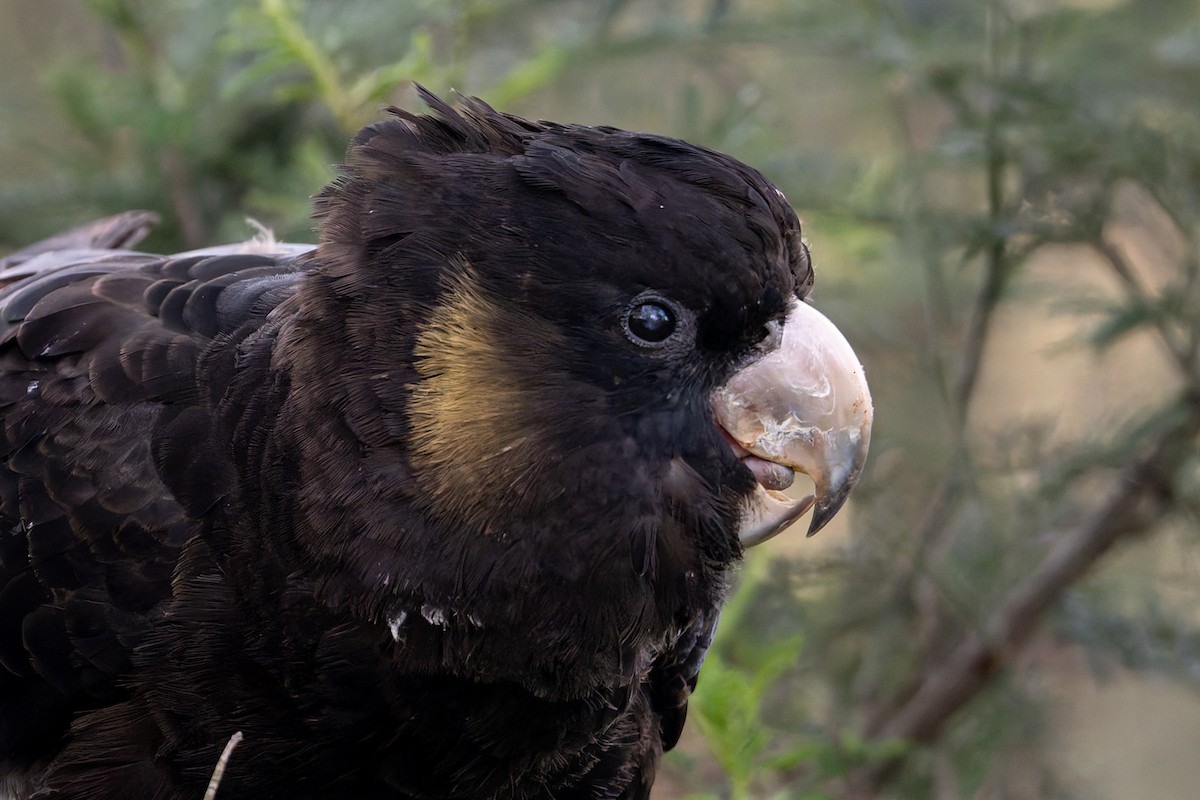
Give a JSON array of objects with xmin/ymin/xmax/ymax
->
[{"xmin": 628, "ymin": 302, "xmax": 676, "ymax": 343}]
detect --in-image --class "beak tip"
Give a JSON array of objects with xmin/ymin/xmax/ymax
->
[
  {"xmin": 805, "ymin": 501, "xmax": 837, "ymax": 537},
  {"xmin": 805, "ymin": 473, "xmax": 859, "ymax": 537}
]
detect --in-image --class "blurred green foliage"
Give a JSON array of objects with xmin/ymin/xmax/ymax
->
[{"xmin": 2, "ymin": 0, "xmax": 1200, "ymax": 798}]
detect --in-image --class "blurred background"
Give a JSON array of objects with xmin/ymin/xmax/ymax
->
[{"xmin": 2, "ymin": 0, "xmax": 1199, "ymax": 797}]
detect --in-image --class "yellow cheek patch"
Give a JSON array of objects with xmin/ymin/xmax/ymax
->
[{"xmin": 407, "ymin": 266, "xmax": 572, "ymax": 529}]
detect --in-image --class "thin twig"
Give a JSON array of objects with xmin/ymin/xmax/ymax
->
[
  {"xmin": 952, "ymin": 3, "xmax": 1009, "ymax": 434},
  {"xmin": 1094, "ymin": 237, "xmax": 1196, "ymax": 383}
]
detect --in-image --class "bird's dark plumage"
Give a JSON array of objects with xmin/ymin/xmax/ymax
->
[{"xmin": 0, "ymin": 91, "xmax": 842, "ymax": 799}]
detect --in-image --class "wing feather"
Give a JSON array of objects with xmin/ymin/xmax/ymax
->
[{"xmin": 0, "ymin": 220, "xmax": 312, "ymax": 772}]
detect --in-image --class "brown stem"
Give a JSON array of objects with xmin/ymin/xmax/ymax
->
[
  {"xmin": 159, "ymin": 147, "xmax": 205, "ymax": 250},
  {"xmin": 952, "ymin": 75, "xmax": 1009, "ymax": 435}
]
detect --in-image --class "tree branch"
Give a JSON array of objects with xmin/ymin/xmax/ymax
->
[{"xmin": 846, "ymin": 406, "xmax": 1197, "ymax": 795}]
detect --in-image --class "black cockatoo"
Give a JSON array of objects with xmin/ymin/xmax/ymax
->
[{"xmin": 0, "ymin": 91, "xmax": 872, "ymax": 799}]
